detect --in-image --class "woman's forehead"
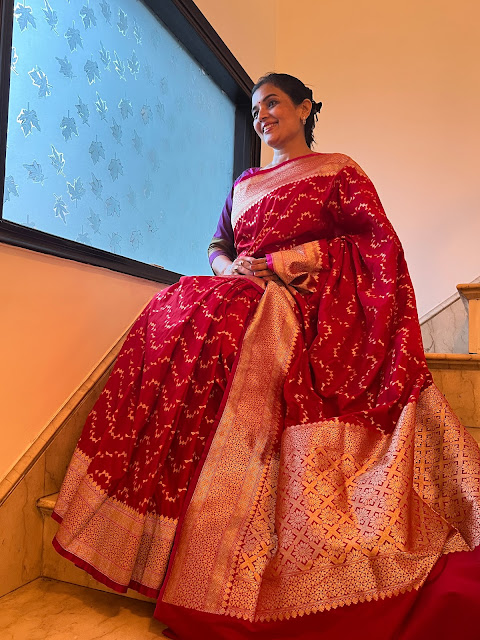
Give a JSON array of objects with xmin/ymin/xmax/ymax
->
[{"xmin": 251, "ymin": 83, "xmax": 284, "ymax": 106}]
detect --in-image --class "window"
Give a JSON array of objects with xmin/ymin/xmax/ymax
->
[{"xmin": 0, "ymin": 0, "xmax": 259, "ymax": 283}]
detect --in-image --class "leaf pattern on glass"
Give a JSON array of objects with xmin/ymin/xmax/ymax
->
[
  {"xmin": 14, "ymin": 3, "xmax": 37, "ymax": 31},
  {"xmin": 17, "ymin": 106, "xmax": 41, "ymax": 136},
  {"xmin": 60, "ymin": 114, "xmax": 78, "ymax": 141},
  {"xmin": 67, "ymin": 177, "xmax": 86, "ymax": 204},
  {"xmin": 42, "ymin": 0, "xmax": 58, "ymax": 33},
  {"xmin": 130, "ymin": 229, "xmax": 143, "ymax": 250},
  {"xmin": 155, "ymin": 100, "xmax": 165, "ymax": 120},
  {"xmin": 108, "ymin": 231, "xmax": 122, "ymax": 252},
  {"xmin": 105, "ymin": 197, "xmax": 121, "ymax": 217},
  {"xmin": 56, "ymin": 56, "xmax": 74, "ymax": 79},
  {"xmin": 23, "ymin": 160, "xmax": 45, "ymax": 184},
  {"xmin": 127, "ymin": 50, "xmax": 140, "ymax": 78},
  {"xmin": 133, "ymin": 19, "xmax": 142, "ymax": 44},
  {"xmin": 80, "ymin": 4, "xmax": 96, "ymax": 29},
  {"xmin": 118, "ymin": 98, "xmax": 133, "ymax": 120},
  {"xmin": 90, "ymin": 173, "xmax": 103, "ymax": 199},
  {"xmin": 87, "ymin": 208, "xmax": 101, "ymax": 233},
  {"xmin": 95, "ymin": 92, "xmax": 108, "ymax": 120},
  {"xmin": 99, "ymin": 42, "xmax": 111, "ymax": 69},
  {"xmin": 117, "ymin": 8, "xmax": 128, "ymax": 36},
  {"xmin": 11, "ymin": 47, "xmax": 19, "ymax": 75},
  {"xmin": 4, "ymin": 176, "xmax": 19, "ymax": 203},
  {"xmin": 75, "ymin": 96, "xmax": 90, "ymax": 125},
  {"xmin": 110, "ymin": 119, "xmax": 122, "ymax": 144},
  {"xmin": 53, "ymin": 194, "xmax": 69, "ymax": 223},
  {"xmin": 143, "ymin": 176, "xmax": 152, "ymax": 198},
  {"xmin": 132, "ymin": 130, "xmax": 142, "ymax": 154},
  {"xmin": 146, "ymin": 220, "xmax": 159, "ymax": 234},
  {"xmin": 147, "ymin": 148, "xmax": 160, "ymax": 172},
  {"xmin": 113, "ymin": 51, "xmax": 126, "ymax": 81},
  {"xmin": 140, "ymin": 104, "xmax": 152, "ymax": 124},
  {"xmin": 84, "ymin": 59, "xmax": 100, "ymax": 84},
  {"xmin": 89, "ymin": 138, "xmax": 105, "ymax": 164},
  {"xmin": 65, "ymin": 21, "xmax": 83, "ymax": 52},
  {"xmin": 99, "ymin": 0, "xmax": 111, "ymax": 24},
  {"xmin": 108, "ymin": 156, "xmax": 123, "ymax": 181},
  {"xmin": 143, "ymin": 62, "xmax": 153, "ymax": 83},
  {"xmin": 49, "ymin": 145, "xmax": 65, "ymax": 175},
  {"xmin": 76, "ymin": 229, "xmax": 92, "ymax": 245},
  {"xmin": 29, "ymin": 66, "xmax": 52, "ymax": 98},
  {"xmin": 126, "ymin": 186, "xmax": 136, "ymax": 208}
]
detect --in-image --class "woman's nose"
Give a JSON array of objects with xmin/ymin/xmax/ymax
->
[{"xmin": 258, "ymin": 106, "xmax": 268, "ymax": 121}]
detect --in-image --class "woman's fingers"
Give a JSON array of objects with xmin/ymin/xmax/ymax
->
[{"xmin": 233, "ymin": 256, "xmax": 279, "ymax": 282}]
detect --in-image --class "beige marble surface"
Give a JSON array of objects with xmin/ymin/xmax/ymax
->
[
  {"xmin": 0, "ymin": 457, "xmax": 44, "ymax": 598},
  {"xmin": 0, "ymin": 578, "xmax": 167, "ymax": 640},
  {"xmin": 431, "ymin": 368, "xmax": 480, "ymax": 428},
  {"xmin": 421, "ymin": 295, "xmax": 469, "ymax": 354}
]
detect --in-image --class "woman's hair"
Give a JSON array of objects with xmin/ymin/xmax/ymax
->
[{"xmin": 252, "ymin": 73, "xmax": 322, "ymax": 148}]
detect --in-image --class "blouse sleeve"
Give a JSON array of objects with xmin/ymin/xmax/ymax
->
[
  {"xmin": 208, "ymin": 168, "xmax": 261, "ymax": 270},
  {"xmin": 208, "ymin": 184, "xmax": 236, "ymax": 268}
]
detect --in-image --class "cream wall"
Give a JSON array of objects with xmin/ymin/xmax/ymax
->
[
  {"xmin": 0, "ymin": 245, "xmax": 162, "ymax": 478},
  {"xmin": 276, "ymin": 0, "xmax": 480, "ymax": 317},
  {"xmin": 0, "ymin": 1, "xmax": 275, "ymax": 480}
]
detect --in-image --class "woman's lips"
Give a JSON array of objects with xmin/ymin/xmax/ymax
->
[{"xmin": 263, "ymin": 123, "xmax": 277, "ymax": 134}]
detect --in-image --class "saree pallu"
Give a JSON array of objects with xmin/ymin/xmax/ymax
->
[{"xmin": 53, "ymin": 154, "xmax": 480, "ymax": 638}]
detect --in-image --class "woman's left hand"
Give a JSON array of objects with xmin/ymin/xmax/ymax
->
[{"xmin": 243, "ymin": 256, "xmax": 280, "ymax": 283}]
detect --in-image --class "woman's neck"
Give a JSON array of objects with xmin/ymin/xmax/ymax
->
[{"xmin": 268, "ymin": 142, "xmax": 314, "ymax": 168}]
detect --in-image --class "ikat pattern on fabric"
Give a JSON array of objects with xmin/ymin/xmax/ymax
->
[
  {"xmin": 53, "ymin": 154, "xmax": 480, "ymax": 622},
  {"xmin": 4, "ymin": 0, "xmax": 234, "ymax": 275}
]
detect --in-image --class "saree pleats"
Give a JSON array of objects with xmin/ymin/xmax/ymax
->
[{"xmin": 53, "ymin": 275, "xmax": 263, "ymax": 595}]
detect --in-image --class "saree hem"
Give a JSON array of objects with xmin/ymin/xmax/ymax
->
[{"xmin": 51, "ymin": 535, "xmax": 160, "ymax": 599}]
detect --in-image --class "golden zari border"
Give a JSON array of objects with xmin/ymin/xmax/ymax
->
[
  {"xmin": 231, "ymin": 153, "xmax": 365, "ymax": 230},
  {"xmin": 161, "ymin": 289, "xmax": 480, "ymax": 621},
  {"xmin": 54, "ymin": 450, "xmax": 178, "ymax": 591},
  {"xmin": 162, "ymin": 281, "xmax": 300, "ymax": 612}
]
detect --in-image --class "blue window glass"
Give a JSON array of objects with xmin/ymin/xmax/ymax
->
[{"xmin": 3, "ymin": 0, "xmax": 236, "ymax": 275}]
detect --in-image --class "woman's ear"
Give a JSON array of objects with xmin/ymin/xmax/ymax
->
[{"xmin": 302, "ymin": 98, "xmax": 313, "ymax": 121}]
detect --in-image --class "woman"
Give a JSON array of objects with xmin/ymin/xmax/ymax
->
[{"xmin": 53, "ymin": 74, "xmax": 480, "ymax": 639}]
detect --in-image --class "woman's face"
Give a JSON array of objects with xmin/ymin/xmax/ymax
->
[{"xmin": 251, "ymin": 83, "xmax": 308, "ymax": 150}]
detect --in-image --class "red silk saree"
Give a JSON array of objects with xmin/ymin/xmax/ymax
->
[{"xmin": 53, "ymin": 154, "xmax": 480, "ymax": 638}]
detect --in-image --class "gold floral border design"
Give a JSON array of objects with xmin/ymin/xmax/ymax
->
[
  {"xmin": 161, "ymin": 287, "xmax": 480, "ymax": 621},
  {"xmin": 54, "ymin": 449, "xmax": 178, "ymax": 591}
]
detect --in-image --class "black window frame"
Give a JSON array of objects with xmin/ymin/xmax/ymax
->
[{"xmin": 0, "ymin": 0, "xmax": 260, "ymax": 285}]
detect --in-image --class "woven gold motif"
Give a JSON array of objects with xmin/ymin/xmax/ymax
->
[
  {"xmin": 55, "ymin": 450, "xmax": 178, "ymax": 591},
  {"xmin": 162, "ymin": 346, "xmax": 480, "ymax": 620}
]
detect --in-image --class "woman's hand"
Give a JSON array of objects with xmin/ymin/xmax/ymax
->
[
  {"xmin": 233, "ymin": 256, "xmax": 280, "ymax": 283},
  {"xmin": 214, "ymin": 255, "xmax": 280, "ymax": 283}
]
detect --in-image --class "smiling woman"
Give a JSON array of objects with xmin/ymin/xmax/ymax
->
[{"xmin": 52, "ymin": 72, "xmax": 480, "ymax": 640}]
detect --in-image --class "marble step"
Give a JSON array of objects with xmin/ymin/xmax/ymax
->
[{"xmin": 0, "ymin": 577, "xmax": 167, "ymax": 639}]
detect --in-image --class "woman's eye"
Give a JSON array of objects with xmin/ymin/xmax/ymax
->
[{"xmin": 268, "ymin": 100, "xmax": 277, "ymax": 108}]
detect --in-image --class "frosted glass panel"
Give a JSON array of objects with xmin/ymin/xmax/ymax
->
[{"xmin": 3, "ymin": 0, "xmax": 235, "ymax": 275}]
